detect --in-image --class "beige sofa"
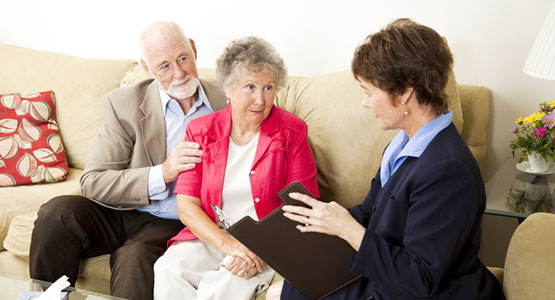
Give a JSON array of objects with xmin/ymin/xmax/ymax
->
[
  {"xmin": 0, "ymin": 42, "xmax": 490, "ymax": 296},
  {"xmin": 487, "ymin": 213, "xmax": 555, "ymax": 300}
]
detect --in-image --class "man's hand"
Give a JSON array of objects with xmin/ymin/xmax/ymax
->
[{"xmin": 162, "ymin": 141, "xmax": 202, "ymax": 183}]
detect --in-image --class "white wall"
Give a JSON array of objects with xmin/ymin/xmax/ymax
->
[{"xmin": 2, "ymin": 0, "xmax": 555, "ymax": 179}]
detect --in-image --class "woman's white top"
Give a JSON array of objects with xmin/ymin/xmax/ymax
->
[{"xmin": 221, "ymin": 133, "xmax": 260, "ymax": 225}]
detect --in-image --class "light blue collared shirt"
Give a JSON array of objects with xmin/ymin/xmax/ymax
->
[
  {"xmin": 137, "ymin": 84, "xmax": 214, "ymax": 219},
  {"xmin": 380, "ymin": 111, "xmax": 453, "ymax": 187}
]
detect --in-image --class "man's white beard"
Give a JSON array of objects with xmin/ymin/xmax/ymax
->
[{"xmin": 162, "ymin": 75, "xmax": 200, "ymax": 100}]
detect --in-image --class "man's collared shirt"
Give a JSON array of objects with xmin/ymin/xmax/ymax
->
[
  {"xmin": 380, "ymin": 111, "xmax": 453, "ymax": 187},
  {"xmin": 137, "ymin": 84, "xmax": 214, "ymax": 219}
]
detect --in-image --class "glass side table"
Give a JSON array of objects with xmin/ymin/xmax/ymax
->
[
  {"xmin": 485, "ymin": 158, "xmax": 555, "ymax": 219},
  {"xmin": 0, "ymin": 273, "xmax": 128, "ymax": 300}
]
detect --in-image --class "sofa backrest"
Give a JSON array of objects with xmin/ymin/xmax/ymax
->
[
  {"xmin": 458, "ymin": 84, "xmax": 490, "ymax": 177},
  {"xmin": 0, "ymin": 42, "xmax": 488, "ymax": 211},
  {"xmin": 0, "ymin": 43, "xmax": 136, "ymax": 169}
]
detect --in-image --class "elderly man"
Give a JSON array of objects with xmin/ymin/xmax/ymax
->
[{"xmin": 29, "ymin": 22, "xmax": 227, "ymax": 300}]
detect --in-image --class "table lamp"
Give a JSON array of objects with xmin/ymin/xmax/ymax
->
[{"xmin": 523, "ymin": 1, "xmax": 555, "ymax": 80}]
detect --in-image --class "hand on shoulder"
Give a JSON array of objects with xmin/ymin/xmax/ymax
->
[{"xmin": 162, "ymin": 141, "xmax": 202, "ymax": 182}]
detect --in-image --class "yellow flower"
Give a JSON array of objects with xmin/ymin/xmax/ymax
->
[
  {"xmin": 523, "ymin": 112, "xmax": 545, "ymax": 126},
  {"xmin": 550, "ymin": 100, "xmax": 555, "ymax": 108},
  {"xmin": 515, "ymin": 116, "xmax": 523, "ymax": 124}
]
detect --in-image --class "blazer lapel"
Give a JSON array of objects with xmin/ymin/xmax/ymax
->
[
  {"xmin": 252, "ymin": 106, "xmax": 279, "ymax": 168},
  {"xmin": 138, "ymin": 79, "xmax": 225, "ymax": 166},
  {"xmin": 206, "ymin": 108, "xmax": 232, "ymax": 207},
  {"xmin": 139, "ymin": 81, "xmax": 166, "ymax": 165},
  {"xmin": 207, "ymin": 138, "xmax": 229, "ymax": 208}
]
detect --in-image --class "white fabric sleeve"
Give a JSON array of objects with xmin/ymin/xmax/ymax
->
[{"xmin": 148, "ymin": 164, "xmax": 170, "ymax": 199}]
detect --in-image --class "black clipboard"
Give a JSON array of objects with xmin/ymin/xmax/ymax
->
[{"xmin": 213, "ymin": 182, "xmax": 360, "ymax": 300}]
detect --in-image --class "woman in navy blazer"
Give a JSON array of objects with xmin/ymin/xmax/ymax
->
[{"xmin": 267, "ymin": 18, "xmax": 506, "ymax": 300}]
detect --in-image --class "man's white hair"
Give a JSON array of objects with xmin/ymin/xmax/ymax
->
[{"xmin": 139, "ymin": 21, "xmax": 190, "ymax": 66}]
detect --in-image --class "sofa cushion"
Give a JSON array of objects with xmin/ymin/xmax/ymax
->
[
  {"xmin": 78, "ymin": 254, "xmax": 112, "ymax": 281},
  {"xmin": 275, "ymin": 70, "xmax": 462, "ymax": 209},
  {"xmin": 0, "ymin": 168, "xmax": 83, "ymax": 250},
  {"xmin": 0, "ymin": 43, "xmax": 136, "ymax": 170},
  {"xmin": 0, "ymin": 91, "xmax": 68, "ymax": 186},
  {"xmin": 3, "ymin": 211, "xmax": 36, "ymax": 256},
  {"xmin": 119, "ymin": 63, "xmax": 147, "ymax": 87},
  {"xmin": 3, "ymin": 209, "xmax": 111, "ymax": 281}
]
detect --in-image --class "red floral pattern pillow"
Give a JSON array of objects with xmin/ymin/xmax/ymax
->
[{"xmin": 0, "ymin": 91, "xmax": 68, "ymax": 186}]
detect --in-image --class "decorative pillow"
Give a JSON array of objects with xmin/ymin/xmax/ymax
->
[{"xmin": 0, "ymin": 91, "xmax": 68, "ymax": 186}]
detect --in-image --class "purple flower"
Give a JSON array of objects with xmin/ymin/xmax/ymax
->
[
  {"xmin": 544, "ymin": 114, "xmax": 555, "ymax": 128},
  {"xmin": 535, "ymin": 126, "xmax": 547, "ymax": 138},
  {"xmin": 541, "ymin": 105, "xmax": 553, "ymax": 112},
  {"xmin": 511, "ymin": 125, "xmax": 520, "ymax": 133}
]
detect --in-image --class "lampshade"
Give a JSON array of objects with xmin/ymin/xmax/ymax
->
[{"xmin": 523, "ymin": 1, "xmax": 555, "ymax": 80}]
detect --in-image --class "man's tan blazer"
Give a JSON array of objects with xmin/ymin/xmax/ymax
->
[{"xmin": 80, "ymin": 79, "xmax": 227, "ymax": 209}]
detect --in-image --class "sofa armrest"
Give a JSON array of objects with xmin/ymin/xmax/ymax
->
[{"xmin": 487, "ymin": 266, "xmax": 504, "ymax": 285}]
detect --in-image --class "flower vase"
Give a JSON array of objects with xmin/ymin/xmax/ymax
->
[{"xmin": 528, "ymin": 151, "xmax": 549, "ymax": 173}]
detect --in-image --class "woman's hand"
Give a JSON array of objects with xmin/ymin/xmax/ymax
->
[
  {"xmin": 177, "ymin": 195, "xmax": 263, "ymax": 279},
  {"xmin": 282, "ymin": 192, "xmax": 366, "ymax": 251},
  {"xmin": 221, "ymin": 255, "xmax": 260, "ymax": 279},
  {"xmin": 221, "ymin": 240, "xmax": 264, "ymax": 279}
]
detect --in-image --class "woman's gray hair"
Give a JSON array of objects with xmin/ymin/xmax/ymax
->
[{"xmin": 216, "ymin": 36, "xmax": 288, "ymax": 91}]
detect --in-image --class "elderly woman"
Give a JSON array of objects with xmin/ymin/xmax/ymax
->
[
  {"xmin": 153, "ymin": 36, "xmax": 319, "ymax": 300},
  {"xmin": 267, "ymin": 19, "xmax": 505, "ymax": 300}
]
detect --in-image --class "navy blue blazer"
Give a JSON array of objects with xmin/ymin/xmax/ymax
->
[{"xmin": 282, "ymin": 123, "xmax": 505, "ymax": 300}]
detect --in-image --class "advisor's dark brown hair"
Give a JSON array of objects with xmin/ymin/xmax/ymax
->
[{"xmin": 352, "ymin": 18, "xmax": 453, "ymax": 115}]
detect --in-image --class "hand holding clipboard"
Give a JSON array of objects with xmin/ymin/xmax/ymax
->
[{"xmin": 213, "ymin": 182, "xmax": 360, "ymax": 300}]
